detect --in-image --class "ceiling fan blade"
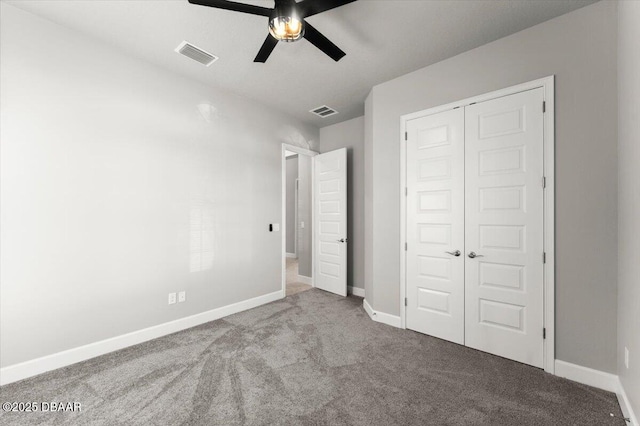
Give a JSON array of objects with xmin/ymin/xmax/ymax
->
[
  {"xmin": 187, "ymin": 0, "xmax": 271, "ymax": 17},
  {"xmin": 303, "ymin": 22, "xmax": 346, "ymax": 62},
  {"xmin": 297, "ymin": 0, "xmax": 357, "ymax": 18},
  {"xmin": 254, "ymin": 35, "xmax": 279, "ymax": 63}
]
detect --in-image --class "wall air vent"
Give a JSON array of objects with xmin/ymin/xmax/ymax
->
[
  {"xmin": 310, "ymin": 105, "xmax": 339, "ymax": 118},
  {"xmin": 175, "ymin": 41, "xmax": 218, "ymax": 67}
]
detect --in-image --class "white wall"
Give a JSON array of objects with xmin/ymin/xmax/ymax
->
[
  {"xmin": 0, "ymin": 3, "xmax": 318, "ymax": 368},
  {"xmin": 319, "ymin": 116, "xmax": 365, "ymax": 291},
  {"xmin": 285, "ymin": 156, "xmax": 298, "ymax": 254},
  {"xmin": 617, "ymin": 0, "xmax": 640, "ymax": 418},
  {"xmin": 365, "ymin": 0, "xmax": 618, "ymax": 373}
]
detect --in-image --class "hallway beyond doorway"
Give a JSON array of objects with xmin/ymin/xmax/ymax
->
[{"xmin": 286, "ymin": 257, "xmax": 312, "ymax": 296}]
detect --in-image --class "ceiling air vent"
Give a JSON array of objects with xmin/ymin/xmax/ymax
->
[
  {"xmin": 175, "ymin": 41, "xmax": 218, "ymax": 66},
  {"xmin": 310, "ymin": 105, "xmax": 338, "ymax": 118}
]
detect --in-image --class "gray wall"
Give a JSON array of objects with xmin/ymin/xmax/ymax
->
[
  {"xmin": 0, "ymin": 3, "xmax": 319, "ymax": 368},
  {"xmin": 365, "ymin": 0, "xmax": 618, "ymax": 373},
  {"xmin": 320, "ymin": 117, "xmax": 365, "ymax": 291},
  {"xmin": 617, "ymin": 0, "xmax": 640, "ymax": 416},
  {"xmin": 285, "ymin": 156, "xmax": 298, "ymax": 254},
  {"xmin": 364, "ymin": 93, "xmax": 374, "ymax": 306},
  {"xmin": 297, "ymin": 155, "xmax": 313, "ymax": 277}
]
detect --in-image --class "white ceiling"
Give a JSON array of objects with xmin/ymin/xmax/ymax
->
[{"xmin": 6, "ymin": 0, "xmax": 597, "ymax": 127}]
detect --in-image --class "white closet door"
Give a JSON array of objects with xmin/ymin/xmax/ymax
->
[
  {"xmin": 314, "ymin": 148, "xmax": 347, "ymax": 297},
  {"xmin": 464, "ymin": 88, "xmax": 545, "ymax": 368},
  {"xmin": 406, "ymin": 108, "xmax": 465, "ymax": 344}
]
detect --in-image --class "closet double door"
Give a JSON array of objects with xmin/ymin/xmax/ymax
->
[{"xmin": 405, "ymin": 88, "xmax": 545, "ymax": 368}]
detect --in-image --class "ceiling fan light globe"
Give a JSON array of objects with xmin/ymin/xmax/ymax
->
[{"xmin": 269, "ymin": 16, "xmax": 304, "ymax": 42}]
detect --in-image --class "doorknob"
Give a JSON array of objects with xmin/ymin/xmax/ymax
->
[
  {"xmin": 445, "ymin": 250, "xmax": 461, "ymax": 257},
  {"xmin": 337, "ymin": 238, "xmax": 348, "ymax": 243},
  {"xmin": 468, "ymin": 251, "xmax": 484, "ymax": 258}
]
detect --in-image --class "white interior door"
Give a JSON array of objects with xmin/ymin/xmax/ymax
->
[
  {"xmin": 464, "ymin": 88, "xmax": 545, "ymax": 367},
  {"xmin": 314, "ymin": 148, "xmax": 347, "ymax": 297},
  {"xmin": 406, "ymin": 109, "xmax": 465, "ymax": 344}
]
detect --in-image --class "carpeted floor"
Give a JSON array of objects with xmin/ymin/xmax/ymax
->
[{"xmin": 0, "ymin": 289, "xmax": 625, "ymax": 425}]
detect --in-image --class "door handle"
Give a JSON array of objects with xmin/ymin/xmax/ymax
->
[
  {"xmin": 468, "ymin": 251, "xmax": 484, "ymax": 258},
  {"xmin": 445, "ymin": 250, "xmax": 461, "ymax": 257},
  {"xmin": 337, "ymin": 238, "xmax": 348, "ymax": 243}
]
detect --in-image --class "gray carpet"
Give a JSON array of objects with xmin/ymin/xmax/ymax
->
[{"xmin": 0, "ymin": 289, "xmax": 625, "ymax": 425}]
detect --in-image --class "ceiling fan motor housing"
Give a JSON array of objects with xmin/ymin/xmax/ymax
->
[{"xmin": 269, "ymin": 0, "xmax": 305, "ymax": 42}]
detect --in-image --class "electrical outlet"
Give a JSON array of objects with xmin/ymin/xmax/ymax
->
[
  {"xmin": 168, "ymin": 292, "xmax": 177, "ymax": 305},
  {"xmin": 300, "ymin": 221, "xmax": 305, "ymax": 229},
  {"xmin": 178, "ymin": 291, "xmax": 186, "ymax": 303},
  {"xmin": 625, "ymin": 347, "xmax": 629, "ymax": 369}
]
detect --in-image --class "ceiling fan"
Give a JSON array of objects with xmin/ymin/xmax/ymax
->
[{"xmin": 187, "ymin": 0, "xmax": 357, "ymax": 62}]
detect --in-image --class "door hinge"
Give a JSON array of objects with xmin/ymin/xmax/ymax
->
[
  {"xmin": 405, "ymin": 242, "xmax": 408, "ymax": 251},
  {"xmin": 543, "ymin": 252, "xmax": 547, "ymax": 263},
  {"xmin": 405, "ymin": 131, "xmax": 408, "ymax": 141},
  {"xmin": 405, "ymin": 187, "xmax": 408, "ymax": 196},
  {"xmin": 543, "ymin": 101, "xmax": 546, "ymax": 113},
  {"xmin": 542, "ymin": 176, "xmax": 546, "ymax": 188},
  {"xmin": 543, "ymin": 328, "xmax": 546, "ymax": 339},
  {"xmin": 405, "ymin": 298, "xmax": 408, "ymax": 307}
]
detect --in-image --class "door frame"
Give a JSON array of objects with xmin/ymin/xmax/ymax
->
[
  {"xmin": 294, "ymin": 178, "xmax": 299, "ymax": 257},
  {"xmin": 281, "ymin": 143, "xmax": 319, "ymax": 298},
  {"xmin": 399, "ymin": 76, "xmax": 555, "ymax": 374}
]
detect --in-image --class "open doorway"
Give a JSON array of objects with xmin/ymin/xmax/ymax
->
[
  {"xmin": 281, "ymin": 144, "xmax": 348, "ymax": 298},
  {"xmin": 282, "ymin": 145, "xmax": 317, "ymax": 296}
]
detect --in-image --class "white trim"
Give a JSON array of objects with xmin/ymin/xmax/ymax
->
[
  {"xmin": 617, "ymin": 378, "xmax": 639, "ymax": 426},
  {"xmin": 542, "ymin": 77, "xmax": 556, "ymax": 374},
  {"xmin": 281, "ymin": 143, "xmax": 318, "ymax": 298},
  {"xmin": 401, "ymin": 77, "xmax": 554, "ymax": 122},
  {"xmin": 348, "ymin": 286, "xmax": 365, "ymax": 298},
  {"xmin": 400, "ymin": 117, "xmax": 407, "ymax": 329},
  {"xmin": 363, "ymin": 299, "xmax": 375, "ymax": 319},
  {"xmin": 399, "ymin": 76, "xmax": 556, "ymax": 373},
  {"xmin": 554, "ymin": 360, "xmax": 638, "ymax": 424},
  {"xmin": 282, "ymin": 144, "xmax": 318, "ymax": 158},
  {"xmin": 362, "ymin": 299, "xmax": 402, "ymax": 328},
  {"xmin": 294, "ymin": 177, "xmax": 298, "ymax": 256},
  {"xmin": 311, "ymin": 157, "xmax": 316, "ymax": 289},
  {"xmin": 297, "ymin": 275, "xmax": 312, "ymax": 285},
  {"xmin": 374, "ymin": 310, "xmax": 401, "ymax": 328},
  {"xmin": 281, "ymin": 144, "xmax": 287, "ymax": 298},
  {"xmin": 554, "ymin": 360, "xmax": 619, "ymax": 393},
  {"xmin": 286, "ymin": 252, "xmax": 297, "ymax": 258},
  {"xmin": 0, "ymin": 290, "xmax": 283, "ymax": 386}
]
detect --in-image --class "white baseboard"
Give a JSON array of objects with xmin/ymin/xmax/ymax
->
[
  {"xmin": 297, "ymin": 275, "xmax": 312, "ymax": 285},
  {"xmin": 285, "ymin": 252, "xmax": 297, "ymax": 258},
  {"xmin": 0, "ymin": 290, "xmax": 283, "ymax": 386},
  {"xmin": 617, "ymin": 378, "xmax": 639, "ymax": 426},
  {"xmin": 348, "ymin": 286, "xmax": 365, "ymax": 298},
  {"xmin": 362, "ymin": 299, "xmax": 401, "ymax": 328},
  {"xmin": 375, "ymin": 310, "xmax": 402, "ymax": 328},
  {"xmin": 363, "ymin": 299, "xmax": 374, "ymax": 319},
  {"xmin": 554, "ymin": 360, "xmax": 619, "ymax": 393}
]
